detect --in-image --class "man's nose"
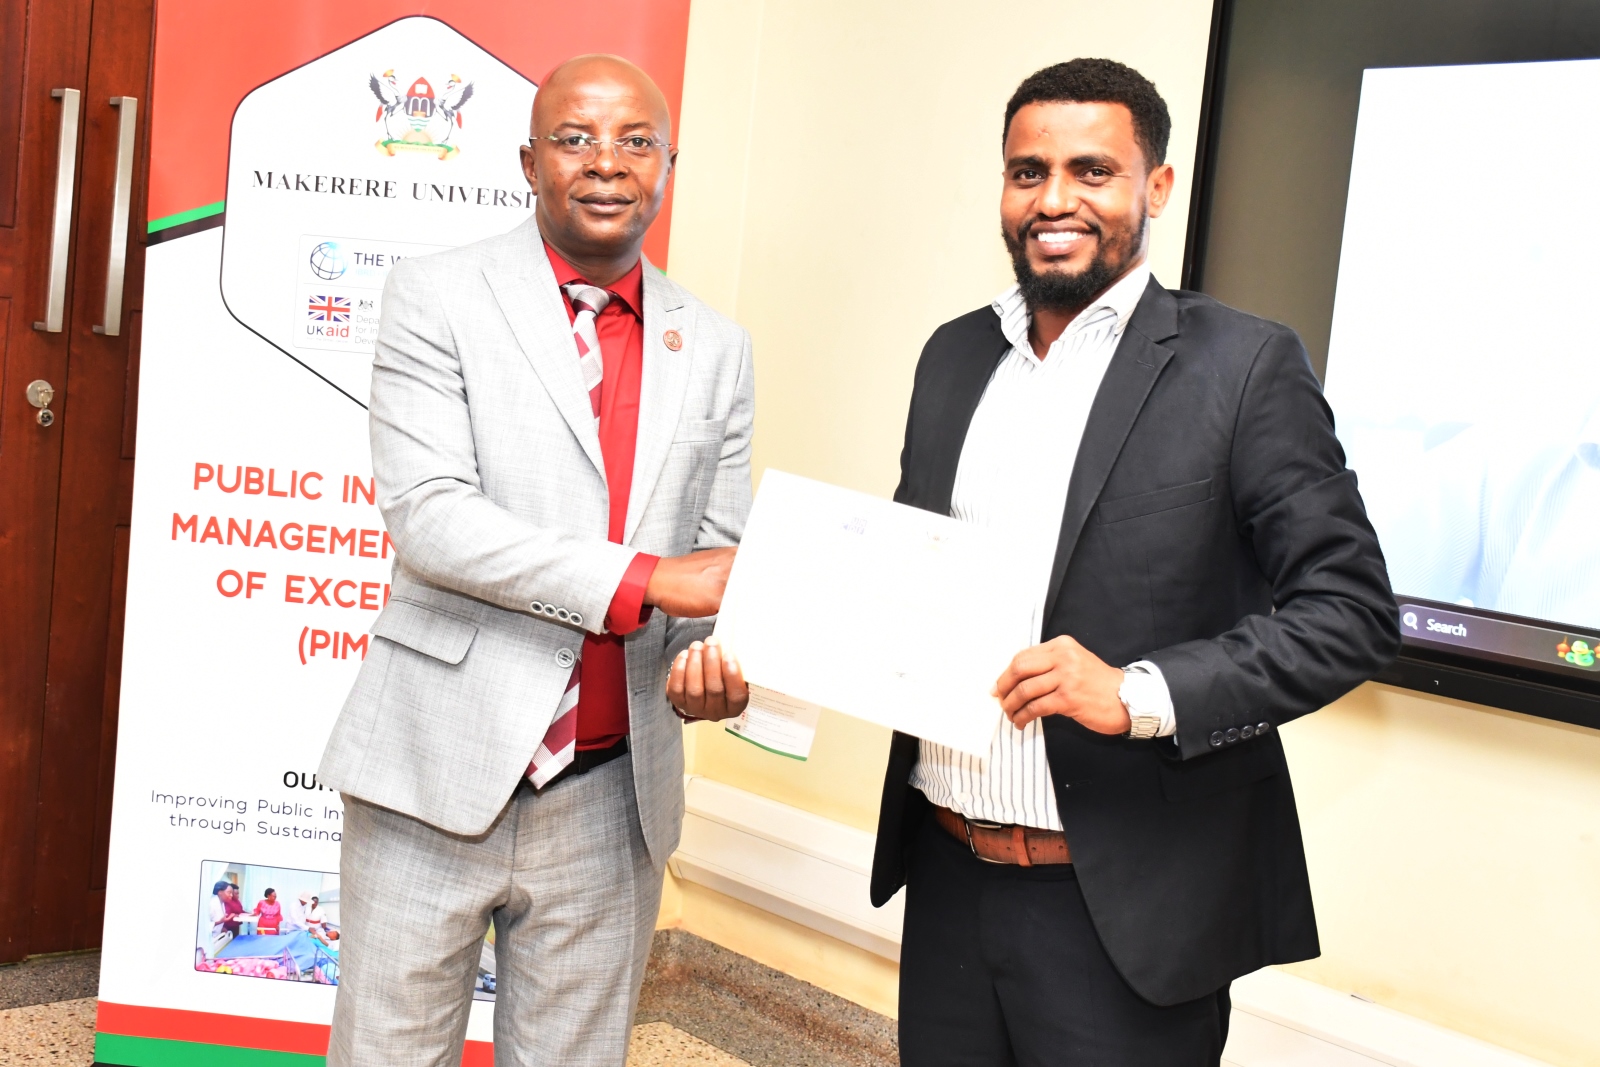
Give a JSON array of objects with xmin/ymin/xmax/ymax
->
[
  {"xmin": 1036, "ymin": 170, "xmax": 1080, "ymax": 216},
  {"xmin": 586, "ymin": 143, "xmax": 627, "ymax": 177}
]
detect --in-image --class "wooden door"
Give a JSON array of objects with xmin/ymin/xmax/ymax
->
[{"xmin": 0, "ymin": 0, "xmax": 154, "ymax": 962}]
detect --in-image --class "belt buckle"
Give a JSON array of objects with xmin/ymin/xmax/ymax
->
[{"xmin": 961, "ymin": 816, "xmax": 1011, "ymax": 864}]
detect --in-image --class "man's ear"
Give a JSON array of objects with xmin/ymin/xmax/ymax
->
[
  {"xmin": 519, "ymin": 143, "xmax": 539, "ymax": 190},
  {"xmin": 1145, "ymin": 163, "xmax": 1176, "ymax": 220}
]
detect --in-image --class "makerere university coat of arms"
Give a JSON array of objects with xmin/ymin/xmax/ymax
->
[{"xmin": 370, "ymin": 70, "xmax": 474, "ymax": 158}]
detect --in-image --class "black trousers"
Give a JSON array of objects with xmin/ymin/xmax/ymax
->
[{"xmin": 899, "ymin": 814, "xmax": 1229, "ymax": 1067}]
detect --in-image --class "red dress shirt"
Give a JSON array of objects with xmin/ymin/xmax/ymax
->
[{"xmin": 544, "ymin": 242, "xmax": 660, "ymax": 750}]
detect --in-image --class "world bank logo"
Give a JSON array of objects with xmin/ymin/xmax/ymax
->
[{"xmin": 309, "ymin": 241, "xmax": 346, "ymax": 281}]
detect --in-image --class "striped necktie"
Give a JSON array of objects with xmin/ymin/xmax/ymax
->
[
  {"xmin": 525, "ymin": 281, "xmax": 614, "ymax": 789},
  {"xmin": 565, "ymin": 282, "xmax": 611, "ymax": 418}
]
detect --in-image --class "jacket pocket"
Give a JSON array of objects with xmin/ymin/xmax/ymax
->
[
  {"xmin": 674, "ymin": 415, "xmax": 729, "ymax": 445},
  {"xmin": 370, "ymin": 598, "xmax": 479, "ymax": 665},
  {"xmin": 1096, "ymin": 477, "xmax": 1213, "ymax": 524}
]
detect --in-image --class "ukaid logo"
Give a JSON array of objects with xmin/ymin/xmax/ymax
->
[
  {"xmin": 370, "ymin": 69, "xmax": 474, "ymax": 158},
  {"xmin": 292, "ymin": 234, "xmax": 444, "ymax": 356},
  {"xmin": 306, "ymin": 294, "xmax": 350, "ymax": 321},
  {"xmin": 305, "ymin": 294, "xmax": 352, "ymax": 341}
]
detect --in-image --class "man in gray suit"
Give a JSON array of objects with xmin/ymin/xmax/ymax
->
[{"xmin": 319, "ymin": 55, "xmax": 751, "ymax": 1066}]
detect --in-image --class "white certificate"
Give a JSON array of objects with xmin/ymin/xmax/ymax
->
[{"xmin": 714, "ymin": 470, "xmax": 1035, "ymax": 756}]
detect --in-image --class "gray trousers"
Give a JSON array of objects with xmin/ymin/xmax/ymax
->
[{"xmin": 328, "ymin": 755, "xmax": 662, "ymax": 1067}]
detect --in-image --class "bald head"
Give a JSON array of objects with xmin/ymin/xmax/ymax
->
[
  {"xmin": 531, "ymin": 54, "xmax": 671, "ymax": 142},
  {"xmin": 520, "ymin": 54, "xmax": 677, "ymax": 286}
]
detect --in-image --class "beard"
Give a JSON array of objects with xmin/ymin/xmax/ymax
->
[{"xmin": 1004, "ymin": 206, "xmax": 1147, "ymax": 316}]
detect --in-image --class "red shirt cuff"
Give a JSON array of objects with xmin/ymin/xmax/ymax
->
[{"xmin": 605, "ymin": 553, "xmax": 659, "ymax": 635}]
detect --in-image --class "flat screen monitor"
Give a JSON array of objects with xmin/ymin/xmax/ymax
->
[{"xmin": 1187, "ymin": 0, "xmax": 1600, "ymax": 726}]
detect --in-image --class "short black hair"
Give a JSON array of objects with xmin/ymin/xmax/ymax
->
[{"xmin": 1003, "ymin": 59, "xmax": 1171, "ymax": 169}]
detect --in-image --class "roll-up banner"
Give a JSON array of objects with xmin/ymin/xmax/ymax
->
[{"xmin": 94, "ymin": 6, "xmax": 690, "ymax": 1064}]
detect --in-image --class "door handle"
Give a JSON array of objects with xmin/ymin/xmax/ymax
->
[
  {"xmin": 94, "ymin": 96, "xmax": 138, "ymax": 337},
  {"xmin": 34, "ymin": 88, "xmax": 81, "ymax": 333}
]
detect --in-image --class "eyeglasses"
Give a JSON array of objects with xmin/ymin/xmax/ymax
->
[{"xmin": 531, "ymin": 133, "xmax": 673, "ymax": 161}]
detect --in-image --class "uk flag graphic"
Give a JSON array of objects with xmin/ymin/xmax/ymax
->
[{"xmin": 306, "ymin": 294, "xmax": 351, "ymax": 322}]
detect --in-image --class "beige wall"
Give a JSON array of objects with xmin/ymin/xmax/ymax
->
[
  {"xmin": 663, "ymin": 3, "xmax": 1600, "ymax": 1066},
  {"xmin": 1280, "ymin": 686, "xmax": 1600, "ymax": 1067}
]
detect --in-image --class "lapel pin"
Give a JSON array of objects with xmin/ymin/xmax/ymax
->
[{"xmin": 663, "ymin": 329, "xmax": 683, "ymax": 352}]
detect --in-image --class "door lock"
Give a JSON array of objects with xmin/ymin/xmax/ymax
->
[{"xmin": 27, "ymin": 379, "xmax": 56, "ymax": 427}]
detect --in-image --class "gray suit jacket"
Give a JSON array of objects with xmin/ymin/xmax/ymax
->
[{"xmin": 318, "ymin": 217, "xmax": 753, "ymax": 865}]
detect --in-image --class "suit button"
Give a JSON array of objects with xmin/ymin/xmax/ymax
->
[
  {"xmin": 571, "ymin": 612, "xmax": 583, "ymax": 627},
  {"xmin": 555, "ymin": 608, "xmax": 571, "ymax": 622},
  {"xmin": 1209, "ymin": 731, "xmax": 1224, "ymax": 748},
  {"xmin": 1257, "ymin": 721, "xmax": 1271, "ymax": 733},
  {"xmin": 555, "ymin": 648, "xmax": 576, "ymax": 669},
  {"xmin": 1241, "ymin": 724, "xmax": 1255, "ymax": 739},
  {"xmin": 530, "ymin": 600, "xmax": 545, "ymax": 613},
  {"xmin": 1225, "ymin": 728, "xmax": 1240, "ymax": 743}
]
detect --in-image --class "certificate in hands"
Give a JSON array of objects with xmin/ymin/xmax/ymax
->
[{"xmin": 714, "ymin": 471, "xmax": 1035, "ymax": 758}]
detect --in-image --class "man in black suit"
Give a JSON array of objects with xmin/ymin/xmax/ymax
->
[{"xmin": 871, "ymin": 59, "xmax": 1399, "ymax": 1066}]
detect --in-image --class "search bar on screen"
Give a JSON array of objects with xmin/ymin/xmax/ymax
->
[{"xmin": 1399, "ymin": 603, "xmax": 1599, "ymax": 673}]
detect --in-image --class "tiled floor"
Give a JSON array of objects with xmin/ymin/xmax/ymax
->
[
  {"xmin": 0, "ymin": 998, "xmax": 98, "ymax": 1065},
  {"xmin": 629, "ymin": 1023, "xmax": 754, "ymax": 1066}
]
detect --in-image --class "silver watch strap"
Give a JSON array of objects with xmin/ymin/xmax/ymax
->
[{"xmin": 1121, "ymin": 665, "xmax": 1160, "ymax": 739}]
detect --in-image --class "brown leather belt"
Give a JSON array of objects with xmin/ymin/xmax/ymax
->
[{"xmin": 934, "ymin": 804, "xmax": 1071, "ymax": 866}]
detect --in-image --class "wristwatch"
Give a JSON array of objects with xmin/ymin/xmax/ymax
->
[{"xmin": 1121, "ymin": 665, "xmax": 1163, "ymax": 740}]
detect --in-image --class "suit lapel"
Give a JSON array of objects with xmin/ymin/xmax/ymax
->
[
  {"xmin": 483, "ymin": 219, "xmax": 607, "ymax": 481},
  {"xmin": 625, "ymin": 260, "xmax": 692, "ymax": 544},
  {"xmin": 914, "ymin": 313, "xmax": 1011, "ymax": 514},
  {"xmin": 1042, "ymin": 279, "xmax": 1178, "ymax": 621}
]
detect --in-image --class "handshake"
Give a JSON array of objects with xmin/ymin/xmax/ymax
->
[{"xmin": 643, "ymin": 547, "xmax": 748, "ymax": 723}]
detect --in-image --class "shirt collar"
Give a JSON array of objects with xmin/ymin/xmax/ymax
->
[
  {"xmin": 542, "ymin": 240, "xmax": 644, "ymax": 319},
  {"xmin": 992, "ymin": 260, "xmax": 1152, "ymax": 356}
]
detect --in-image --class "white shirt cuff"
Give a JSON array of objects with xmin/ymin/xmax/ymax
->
[{"xmin": 1122, "ymin": 660, "xmax": 1177, "ymax": 737}]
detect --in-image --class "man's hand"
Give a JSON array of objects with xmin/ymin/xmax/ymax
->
[
  {"xmin": 994, "ymin": 635, "xmax": 1130, "ymax": 735},
  {"xmin": 645, "ymin": 547, "xmax": 735, "ymax": 618},
  {"xmin": 666, "ymin": 636, "xmax": 749, "ymax": 721}
]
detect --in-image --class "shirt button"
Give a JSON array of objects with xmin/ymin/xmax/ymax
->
[
  {"xmin": 555, "ymin": 648, "xmax": 576, "ymax": 669},
  {"xmin": 1225, "ymin": 728, "xmax": 1240, "ymax": 744},
  {"xmin": 1209, "ymin": 731, "xmax": 1225, "ymax": 748}
]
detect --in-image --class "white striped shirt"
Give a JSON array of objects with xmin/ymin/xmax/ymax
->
[{"xmin": 910, "ymin": 262, "xmax": 1174, "ymax": 831}]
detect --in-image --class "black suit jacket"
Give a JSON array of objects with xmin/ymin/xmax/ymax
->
[{"xmin": 870, "ymin": 278, "xmax": 1400, "ymax": 1006}]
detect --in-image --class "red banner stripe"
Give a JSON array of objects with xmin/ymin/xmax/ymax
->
[{"xmin": 96, "ymin": 1002, "xmax": 332, "ymax": 1055}]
